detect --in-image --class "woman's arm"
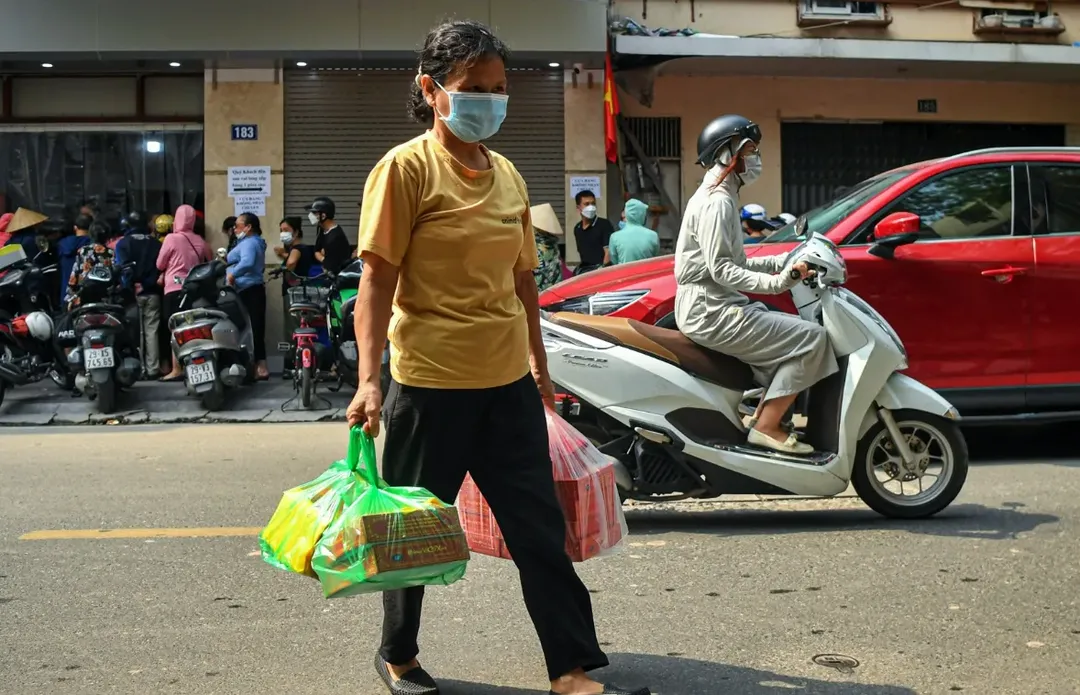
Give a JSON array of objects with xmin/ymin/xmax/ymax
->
[
  {"xmin": 515, "ymin": 270, "xmax": 554, "ymax": 407},
  {"xmin": 285, "ymin": 248, "xmax": 301, "ymax": 272},
  {"xmin": 701, "ymin": 199, "xmax": 795, "ymax": 295},
  {"xmin": 355, "ymin": 253, "xmax": 398, "ymax": 389},
  {"xmin": 744, "ymin": 252, "xmax": 786, "ymax": 273}
]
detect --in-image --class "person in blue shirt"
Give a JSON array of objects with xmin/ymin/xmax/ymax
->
[
  {"xmin": 226, "ymin": 212, "xmax": 269, "ymax": 380},
  {"xmin": 739, "ymin": 203, "xmax": 781, "ymax": 244}
]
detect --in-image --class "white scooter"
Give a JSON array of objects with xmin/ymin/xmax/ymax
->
[{"xmin": 543, "ymin": 229, "xmax": 968, "ymax": 519}]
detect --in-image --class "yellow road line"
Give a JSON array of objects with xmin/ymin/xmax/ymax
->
[{"xmin": 20, "ymin": 527, "xmax": 262, "ymax": 541}]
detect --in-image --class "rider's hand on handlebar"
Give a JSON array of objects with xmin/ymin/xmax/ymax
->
[{"xmin": 791, "ymin": 261, "xmax": 816, "ymax": 280}]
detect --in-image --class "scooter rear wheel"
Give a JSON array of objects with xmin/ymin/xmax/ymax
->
[
  {"xmin": 852, "ymin": 410, "xmax": 968, "ymax": 519},
  {"xmin": 301, "ymin": 365, "xmax": 314, "ymax": 409},
  {"xmin": 200, "ymin": 381, "xmax": 227, "ymax": 411},
  {"xmin": 97, "ymin": 377, "xmax": 117, "ymax": 414}
]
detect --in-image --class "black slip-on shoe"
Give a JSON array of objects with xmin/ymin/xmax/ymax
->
[
  {"xmin": 374, "ymin": 654, "xmax": 440, "ymax": 695},
  {"xmin": 548, "ymin": 686, "xmax": 651, "ymax": 695}
]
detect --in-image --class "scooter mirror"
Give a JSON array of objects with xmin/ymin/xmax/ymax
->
[
  {"xmin": 216, "ymin": 248, "xmax": 227, "ymax": 259},
  {"xmin": 794, "ymin": 215, "xmax": 809, "ymax": 238}
]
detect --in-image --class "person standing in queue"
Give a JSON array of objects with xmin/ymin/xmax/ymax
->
[
  {"xmin": 58, "ymin": 214, "xmax": 93, "ymax": 305},
  {"xmin": 571, "ymin": 189, "xmax": 614, "ymax": 275},
  {"xmin": 114, "ymin": 210, "xmax": 164, "ymax": 379},
  {"xmin": 306, "ymin": 196, "xmax": 351, "ymax": 275},
  {"xmin": 157, "ymin": 205, "xmax": 212, "ymax": 382},
  {"xmin": 344, "ymin": 19, "xmax": 649, "ymax": 695},
  {"xmin": 226, "ymin": 212, "xmax": 270, "ymax": 380}
]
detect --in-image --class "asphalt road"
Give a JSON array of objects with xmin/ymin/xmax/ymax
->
[{"xmin": 1, "ymin": 424, "xmax": 1078, "ymax": 695}]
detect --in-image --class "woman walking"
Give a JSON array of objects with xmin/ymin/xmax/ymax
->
[
  {"xmin": 344, "ymin": 19, "xmax": 649, "ymax": 695},
  {"xmin": 226, "ymin": 212, "xmax": 269, "ymax": 380},
  {"xmin": 157, "ymin": 205, "xmax": 211, "ymax": 382}
]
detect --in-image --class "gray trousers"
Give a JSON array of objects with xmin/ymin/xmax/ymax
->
[{"xmin": 137, "ymin": 294, "xmax": 163, "ymax": 375}]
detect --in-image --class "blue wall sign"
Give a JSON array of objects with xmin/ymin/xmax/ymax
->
[{"xmin": 231, "ymin": 124, "xmax": 259, "ymax": 141}]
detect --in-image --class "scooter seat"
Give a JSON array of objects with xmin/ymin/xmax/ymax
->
[{"xmin": 549, "ymin": 312, "xmax": 756, "ymax": 391}]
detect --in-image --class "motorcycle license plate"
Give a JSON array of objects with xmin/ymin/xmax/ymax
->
[
  {"xmin": 186, "ymin": 362, "xmax": 216, "ymax": 385},
  {"xmin": 84, "ymin": 347, "xmax": 115, "ymax": 369}
]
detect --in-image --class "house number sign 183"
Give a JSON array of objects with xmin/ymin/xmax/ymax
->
[{"xmin": 231, "ymin": 124, "xmax": 259, "ymax": 140}]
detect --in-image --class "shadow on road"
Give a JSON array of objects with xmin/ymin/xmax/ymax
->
[
  {"xmin": 968, "ymin": 424, "xmax": 1079, "ymax": 467},
  {"xmin": 625, "ymin": 503, "xmax": 1058, "ymax": 542},
  {"xmin": 441, "ymin": 652, "xmax": 916, "ymax": 695}
]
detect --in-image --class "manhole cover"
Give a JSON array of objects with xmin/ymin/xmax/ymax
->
[{"xmin": 812, "ymin": 654, "xmax": 860, "ymax": 674}]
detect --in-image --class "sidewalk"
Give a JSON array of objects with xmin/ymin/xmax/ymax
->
[{"xmin": 0, "ymin": 378, "xmax": 353, "ymax": 426}]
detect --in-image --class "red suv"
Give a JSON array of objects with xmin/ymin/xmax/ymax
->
[{"xmin": 540, "ymin": 147, "xmax": 1080, "ymax": 424}]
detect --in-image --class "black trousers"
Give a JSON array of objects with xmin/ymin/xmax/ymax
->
[
  {"xmin": 238, "ymin": 284, "xmax": 267, "ymax": 362},
  {"xmin": 379, "ymin": 374, "xmax": 609, "ymax": 681}
]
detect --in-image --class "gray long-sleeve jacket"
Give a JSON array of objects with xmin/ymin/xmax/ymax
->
[{"xmin": 674, "ymin": 167, "xmax": 796, "ymax": 309}]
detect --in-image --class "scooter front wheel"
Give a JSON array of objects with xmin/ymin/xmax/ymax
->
[{"xmin": 852, "ymin": 410, "xmax": 968, "ymax": 519}]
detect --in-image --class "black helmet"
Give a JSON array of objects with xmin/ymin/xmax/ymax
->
[
  {"xmin": 696, "ymin": 115, "xmax": 762, "ymax": 169},
  {"xmin": 126, "ymin": 210, "xmax": 149, "ymax": 231},
  {"xmin": 306, "ymin": 196, "xmax": 336, "ymax": 219}
]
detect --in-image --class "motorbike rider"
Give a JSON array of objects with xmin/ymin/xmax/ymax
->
[
  {"xmin": 673, "ymin": 114, "xmax": 838, "ymax": 455},
  {"xmin": 306, "ymin": 196, "xmax": 351, "ymax": 275},
  {"xmin": 739, "ymin": 203, "xmax": 778, "ymax": 244}
]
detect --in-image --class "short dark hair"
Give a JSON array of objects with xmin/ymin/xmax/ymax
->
[
  {"xmin": 222, "ymin": 216, "xmax": 237, "ymax": 232},
  {"xmin": 238, "ymin": 212, "xmax": 262, "ymax": 236},
  {"xmin": 575, "ymin": 190, "xmax": 596, "ymax": 206},
  {"xmin": 89, "ymin": 221, "xmax": 111, "ymax": 245},
  {"xmin": 408, "ymin": 20, "xmax": 511, "ymax": 123},
  {"xmin": 74, "ymin": 213, "xmax": 94, "ymax": 232},
  {"xmin": 280, "ymin": 216, "xmax": 304, "ymax": 237}
]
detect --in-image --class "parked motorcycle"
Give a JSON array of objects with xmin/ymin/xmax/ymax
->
[
  {"xmin": 0, "ymin": 247, "xmax": 76, "ymax": 408},
  {"xmin": 324, "ymin": 258, "xmax": 390, "ymax": 397},
  {"xmin": 272, "ymin": 267, "xmax": 334, "ymax": 409},
  {"xmin": 168, "ymin": 258, "xmax": 254, "ymax": 411},
  {"xmin": 542, "ymin": 227, "xmax": 968, "ymax": 519},
  {"xmin": 67, "ymin": 263, "xmax": 142, "ymax": 413}
]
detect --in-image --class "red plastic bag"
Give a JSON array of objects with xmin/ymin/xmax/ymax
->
[{"xmin": 457, "ymin": 407, "xmax": 627, "ymax": 562}]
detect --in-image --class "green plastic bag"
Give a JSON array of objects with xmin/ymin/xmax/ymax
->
[
  {"xmin": 259, "ymin": 452, "xmax": 368, "ymax": 579},
  {"xmin": 310, "ymin": 428, "xmax": 470, "ymax": 598}
]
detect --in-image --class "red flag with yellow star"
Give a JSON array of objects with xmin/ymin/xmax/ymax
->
[{"xmin": 603, "ymin": 50, "xmax": 620, "ymax": 164}]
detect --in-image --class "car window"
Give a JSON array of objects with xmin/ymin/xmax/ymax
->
[
  {"xmin": 765, "ymin": 168, "xmax": 914, "ymax": 243},
  {"xmin": 853, "ymin": 165, "xmax": 1014, "ymax": 243},
  {"xmin": 1031, "ymin": 165, "xmax": 1080, "ymax": 235}
]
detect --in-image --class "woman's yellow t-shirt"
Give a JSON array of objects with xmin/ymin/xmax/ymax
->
[{"xmin": 357, "ymin": 131, "xmax": 539, "ymax": 390}]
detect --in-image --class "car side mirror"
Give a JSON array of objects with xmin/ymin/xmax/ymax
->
[
  {"xmin": 794, "ymin": 215, "xmax": 809, "ymax": 238},
  {"xmin": 868, "ymin": 212, "xmax": 921, "ymax": 260}
]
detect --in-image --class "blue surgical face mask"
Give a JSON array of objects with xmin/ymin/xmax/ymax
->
[
  {"xmin": 618, "ymin": 220, "xmax": 626, "ymax": 230},
  {"xmin": 429, "ymin": 77, "xmax": 509, "ymax": 143}
]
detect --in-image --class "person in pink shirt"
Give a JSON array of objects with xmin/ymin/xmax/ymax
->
[{"xmin": 156, "ymin": 204, "xmax": 211, "ymax": 381}]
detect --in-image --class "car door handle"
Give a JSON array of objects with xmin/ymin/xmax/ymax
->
[{"xmin": 981, "ymin": 266, "xmax": 1027, "ymax": 283}]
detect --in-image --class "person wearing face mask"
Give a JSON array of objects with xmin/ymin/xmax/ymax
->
[
  {"xmin": 674, "ymin": 114, "xmax": 836, "ymax": 456},
  {"xmin": 608, "ymin": 198, "xmax": 660, "ymax": 265},
  {"xmin": 305, "ymin": 196, "xmax": 351, "ymax": 275},
  {"xmin": 343, "ymin": 19, "xmax": 649, "ymax": 695},
  {"xmin": 277, "ymin": 216, "xmax": 316, "ymax": 375},
  {"xmin": 572, "ymin": 189, "xmax": 614, "ymax": 275}
]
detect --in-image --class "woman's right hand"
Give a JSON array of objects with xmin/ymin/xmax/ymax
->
[
  {"xmin": 346, "ymin": 381, "xmax": 383, "ymax": 437},
  {"xmin": 791, "ymin": 261, "xmax": 816, "ymax": 280}
]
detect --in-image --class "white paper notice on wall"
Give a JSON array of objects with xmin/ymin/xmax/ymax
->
[
  {"xmin": 228, "ymin": 166, "xmax": 272, "ymax": 196},
  {"xmin": 234, "ymin": 195, "xmax": 266, "ymax": 217},
  {"xmin": 569, "ymin": 175, "xmax": 602, "ymax": 200}
]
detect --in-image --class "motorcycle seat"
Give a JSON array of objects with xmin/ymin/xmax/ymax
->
[{"xmin": 549, "ymin": 312, "xmax": 756, "ymax": 391}]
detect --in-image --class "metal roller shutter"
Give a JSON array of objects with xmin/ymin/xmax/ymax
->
[
  {"xmin": 284, "ymin": 68, "xmax": 565, "ymax": 240},
  {"xmin": 780, "ymin": 121, "xmax": 1065, "ymax": 216}
]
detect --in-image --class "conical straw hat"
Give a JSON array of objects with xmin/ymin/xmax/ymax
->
[
  {"xmin": 530, "ymin": 203, "xmax": 564, "ymax": 237},
  {"xmin": 5, "ymin": 207, "xmax": 48, "ymax": 234}
]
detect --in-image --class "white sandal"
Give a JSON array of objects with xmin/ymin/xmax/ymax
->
[{"xmin": 748, "ymin": 428, "xmax": 814, "ymax": 455}]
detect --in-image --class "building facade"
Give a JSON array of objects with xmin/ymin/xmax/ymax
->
[
  {"xmin": 0, "ymin": 0, "xmax": 612, "ymax": 369},
  {"xmin": 611, "ymin": 0, "xmax": 1080, "ymax": 236}
]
